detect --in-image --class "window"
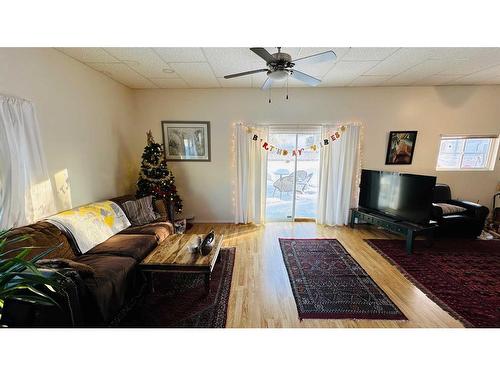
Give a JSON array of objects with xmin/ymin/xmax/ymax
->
[{"xmin": 436, "ymin": 135, "xmax": 499, "ymax": 171}]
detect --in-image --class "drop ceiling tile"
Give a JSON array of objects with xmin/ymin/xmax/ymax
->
[
  {"xmin": 437, "ymin": 50, "xmax": 500, "ymax": 75},
  {"xmin": 104, "ymin": 48, "xmax": 177, "ymax": 78},
  {"xmin": 384, "ymin": 59, "xmax": 452, "ymax": 84},
  {"xmin": 169, "ymin": 62, "xmax": 220, "ymax": 87},
  {"xmin": 322, "ymin": 60, "xmax": 381, "ymax": 86},
  {"xmin": 57, "ymin": 48, "xmax": 118, "ymax": 63},
  {"xmin": 56, "ymin": 47, "xmax": 500, "ymax": 88},
  {"xmin": 203, "ymin": 48, "xmax": 264, "ymax": 77},
  {"xmin": 153, "ymin": 48, "xmax": 206, "ymax": 62},
  {"xmin": 413, "ymin": 74, "xmax": 465, "ymax": 85},
  {"xmin": 452, "ymin": 64, "xmax": 500, "ymax": 84},
  {"xmin": 150, "ymin": 78, "xmax": 189, "ymax": 88},
  {"xmin": 87, "ymin": 63, "xmax": 156, "ymax": 88},
  {"xmin": 364, "ymin": 48, "xmax": 438, "ymax": 75},
  {"xmin": 342, "ymin": 47, "xmax": 399, "ymax": 61},
  {"xmin": 452, "ymin": 75, "xmax": 500, "ymax": 85},
  {"xmin": 218, "ymin": 76, "xmax": 252, "ymax": 87},
  {"xmin": 349, "ymin": 75, "xmax": 392, "ymax": 86}
]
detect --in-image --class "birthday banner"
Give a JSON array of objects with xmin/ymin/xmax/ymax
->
[{"xmin": 252, "ymin": 125, "xmax": 347, "ymax": 157}]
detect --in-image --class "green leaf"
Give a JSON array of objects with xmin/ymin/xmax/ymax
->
[
  {"xmin": 5, "ymin": 294, "xmax": 58, "ymax": 307},
  {"xmin": 0, "ymin": 272, "xmax": 61, "ymax": 290}
]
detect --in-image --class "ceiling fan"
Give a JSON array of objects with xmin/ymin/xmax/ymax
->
[{"xmin": 224, "ymin": 47, "xmax": 336, "ymax": 90}]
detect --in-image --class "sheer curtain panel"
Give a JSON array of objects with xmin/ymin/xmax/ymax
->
[
  {"xmin": 234, "ymin": 124, "xmax": 268, "ymax": 224},
  {"xmin": 0, "ymin": 95, "xmax": 56, "ymax": 229},
  {"xmin": 317, "ymin": 124, "xmax": 361, "ymax": 226}
]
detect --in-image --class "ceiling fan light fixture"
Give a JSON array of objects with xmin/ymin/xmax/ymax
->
[{"xmin": 267, "ymin": 70, "xmax": 289, "ymax": 81}]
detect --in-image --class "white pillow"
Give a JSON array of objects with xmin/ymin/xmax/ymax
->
[{"xmin": 432, "ymin": 203, "xmax": 467, "ymax": 215}]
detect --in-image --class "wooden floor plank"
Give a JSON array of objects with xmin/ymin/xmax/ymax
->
[{"xmin": 189, "ymin": 222, "xmax": 463, "ymax": 328}]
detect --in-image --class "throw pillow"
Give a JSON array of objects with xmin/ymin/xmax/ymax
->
[
  {"xmin": 432, "ymin": 203, "xmax": 468, "ymax": 215},
  {"xmin": 122, "ymin": 196, "xmax": 159, "ymax": 226}
]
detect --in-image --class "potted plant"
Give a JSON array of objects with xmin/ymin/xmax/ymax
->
[{"xmin": 0, "ymin": 229, "xmax": 64, "ymax": 326}]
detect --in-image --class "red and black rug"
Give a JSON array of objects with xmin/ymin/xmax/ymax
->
[
  {"xmin": 365, "ymin": 239, "xmax": 500, "ymax": 328},
  {"xmin": 120, "ymin": 248, "xmax": 235, "ymax": 328},
  {"xmin": 279, "ymin": 238, "xmax": 406, "ymax": 320}
]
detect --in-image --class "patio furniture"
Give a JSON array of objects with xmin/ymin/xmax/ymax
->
[
  {"xmin": 296, "ymin": 172, "xmax": 313, "ymax": 193},
  {"xmin": 274, "ymin": 168, "xmax": 290, "ymax": 180},
  {"xmin": 273, "ymin": 175, "xmax": 295, "ymax": 199},
  {"xmin": 289, "ymin": 170, "xmax": 307, "ymax": 182}
]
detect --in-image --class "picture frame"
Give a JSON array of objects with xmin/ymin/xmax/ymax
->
[
  {"xmin": 385, "ymin": 131, "xmax": 418, "ymax": 165},
  {"xmin": 161, "ymin": 121, "xmax": 211, "ymax": 161}
]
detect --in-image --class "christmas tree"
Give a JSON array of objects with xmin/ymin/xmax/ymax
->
[{"xmin": 136, "ymin": 130, "xmax": 183, "ymax": 215}]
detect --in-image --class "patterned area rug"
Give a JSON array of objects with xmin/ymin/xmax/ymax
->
[
  {"xmin": 120, "ymin": 248, "xmax": 234, "ymax": 328},
  {"xmin": 279, "ymin": 238, "xmax": 406, "ymax": 320},
  {"xmin": 366, "ymin": 239, "xmax": 500, "ymax": 328}
]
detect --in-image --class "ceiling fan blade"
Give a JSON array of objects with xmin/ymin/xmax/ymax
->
[
  {"xmin": 261, "ymin": 77, "xmax": 273, "ymax": 90},
  {"xmin": 290, "ymin": 70, "xmax": 321, "ymax": 86},
  {"xmin": 224, "ymin": 69, "xmax": 269, "ymax": 79},
  {"xmin": 250, "ymin": 47, "xmax": 276, "ymax": 63},
  {"xmin": 293, "ymin": 50, "xmax": 337, "ymax": 65}
]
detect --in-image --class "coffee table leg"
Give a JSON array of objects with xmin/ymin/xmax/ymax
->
[{"xmin": 204, "ymin": 272, "xmax": 211, "ymax": 295}]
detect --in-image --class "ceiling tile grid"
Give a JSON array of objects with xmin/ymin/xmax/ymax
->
[{"xmin": 56, "ymin": 47, "xmax": 500, "ymax": 89}]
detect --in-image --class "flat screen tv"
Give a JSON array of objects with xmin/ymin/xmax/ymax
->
[{"xmin": 358, "ymin": 169, "xmax": 437, "ymax": 224}]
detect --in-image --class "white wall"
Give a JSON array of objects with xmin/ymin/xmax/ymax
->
[
  {"xmin": 133, "ymin": 87, "xmax": 500, "ymax": 222},
  {"xmin": 0, "ymin": 48, "xmax": 136, "ymax": 211}
]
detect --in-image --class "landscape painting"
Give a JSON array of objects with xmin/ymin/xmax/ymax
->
[{"xmin": 162, "ymin": 121, "xmax": 211, "ymax": 161}]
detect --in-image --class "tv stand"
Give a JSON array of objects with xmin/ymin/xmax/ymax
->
[{"xmin": 349, "ymin": 208, "xmax": 438, "ymax": 254}]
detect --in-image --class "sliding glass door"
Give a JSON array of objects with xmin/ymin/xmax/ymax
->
[
  {"xmin": 265, "ymin": 127, "xmax": 321, "ymax": 222},
  {"xmin": 265, "ymin": 133, "xmax": 296, "ymax": 221}
]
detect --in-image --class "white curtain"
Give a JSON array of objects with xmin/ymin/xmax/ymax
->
[
  {"xmin": 0, "ymin": 95, "xmax": 56, "ymax": 229},
  {"xmin": 317, "ymin": 124, "xmax": 361, "ymax": 225},
  {"xmin": 234, "ymin": 124, "xmax": 268, "ymax": 224}
]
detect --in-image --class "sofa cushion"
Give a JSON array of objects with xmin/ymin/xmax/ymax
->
[
  {"xmin": 3, "ymin": 221, "xmax": 77, "ymax": 260},
  {"xmin": 86, "ymin": 234, "xmax": 157, "ymax": 261},
  {"xmin": 119, "ymin": 221, "xmax": 173, "ymax": 243},
  {"xmin": 76, "ymin": 254, "xmax": 137, "ymax": 323}
]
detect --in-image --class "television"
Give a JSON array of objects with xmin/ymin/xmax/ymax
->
[{"xmin": 358, "ymin": 169, "xmax": 436, "ymax": 224}]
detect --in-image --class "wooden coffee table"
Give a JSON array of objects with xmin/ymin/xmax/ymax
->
[{"xmin": 140, "ymin": 233, "xmax": 224, "ymax": 293}]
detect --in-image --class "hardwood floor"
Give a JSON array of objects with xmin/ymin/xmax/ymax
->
[{"xmin": 189, "ymin": 222, "xmax": 463, "ymax": 328}]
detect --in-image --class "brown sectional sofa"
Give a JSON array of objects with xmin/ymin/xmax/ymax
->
[{"xmin": 2, "ymin": 195, "xmax": 173, "ymax": 326}]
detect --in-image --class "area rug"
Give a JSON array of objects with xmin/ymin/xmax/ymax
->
[
  {"xmin": 119, "ymin": 248, "xmax": 235, "ymax": 328},
  {"xmin": 279, "ymin": 238, "xmax": 406, "ymax": 320},
  {"xmin": 365, "ymin": 239, "xmax": 500, "ymax": 328}
]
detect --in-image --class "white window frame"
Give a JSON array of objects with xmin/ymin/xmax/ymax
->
[{"xmin": 436, "ymin": 134, "xmax": 500, "ymax": 171}]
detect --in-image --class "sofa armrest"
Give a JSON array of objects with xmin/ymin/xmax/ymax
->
[
  {"xmin": 448, "ymin": 199, "xmax": 490, "ymax": 222},
  {"xmin": 431, "ymin": 204, "xmax": 444, "ymax": 220}
]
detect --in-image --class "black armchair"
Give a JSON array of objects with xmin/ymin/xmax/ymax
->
[{"xmin": 431, "ymin": 183, "xmax": 489, "ymax": 238}]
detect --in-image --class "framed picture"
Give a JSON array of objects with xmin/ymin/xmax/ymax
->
[
  {"xmin": 385, "ymin": 131, "xmax": 418, "ymax": 165},
  {"xmin": 161, "ymin": 121, "xmax": 211, "ymax": 161}
]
